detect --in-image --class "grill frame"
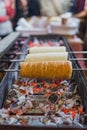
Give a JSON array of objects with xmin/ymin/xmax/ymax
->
[
  {"xmin": 0, "ymin": 34, "xmax": 87, "ymax": 129},
  {"xmin": 0, "ymin": 34, "xmax": 29, "ymax": 107}
]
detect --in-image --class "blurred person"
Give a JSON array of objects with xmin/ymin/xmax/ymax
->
[
  {"xmin": 72, "ymin": 0, "xmax": 87, "ymax": 66},
  {"xmin": 39, "ymin": 0, "xmax": 72, "ymax": 17},
  {"xmin": 72, "ymin": 0, "xmax": 87, "ymax": 39},
  {"xmin": 70, "ymin": 0, "xmax": 77, "ymax": 14},
  {"xmin": 70, "ymin": 0, "xmax": 86, "ymax": 40},
  {"xmin": 0, "ymin": 0, "xmax": 15, "ymax": 38},
  {"xmin": 14, "ymin": 0, "xmax": 29, "ymax": 28},
  {"xmin": 14, "ymin": 0, "xmax": 41, "ymax": 29},
  {"xmin": 28, "ymin": 0, "xmax": 40, "ymax": 17},
  {"xmin": 71, "ymin": 0, "xmax": 86, "ymax": 17}
]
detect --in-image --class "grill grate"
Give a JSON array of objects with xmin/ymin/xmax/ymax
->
[{"xmin": 0, "ymin": 34, "xmax": 87, "ymax": 129}]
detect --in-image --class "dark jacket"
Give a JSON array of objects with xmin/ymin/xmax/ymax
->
[
  {"xmin": 13, "ymin": 0, "xmax": 40, "ymax": 29},
  {"xmin": 70, "ymin": 0, "xmax": 85, "ymax": 14},
  {"xmin": 28, "ymin": 0, "xmax": 40, "ymax": 17},
  {"xmin": 13, "ymin": 0, "xmax": 29, "ymax": 28}
]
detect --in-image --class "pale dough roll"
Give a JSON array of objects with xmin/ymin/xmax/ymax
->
[
  {"xmin": 20, "ymin": 61, "xmax": 72, "ymax": 79},
  {"xmin": 29, "ymin": 46, "xmax": 66, "ymax": 54},
  {"xmin": 25, "ymin": 52, "xmax": 68, "ymax": 62}
]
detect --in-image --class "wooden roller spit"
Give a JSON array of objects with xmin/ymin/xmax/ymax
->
[
  {"xmin": 20, "ymin": 61, "xmax": 72, "ymax": 79},
  {"xmin": 29, "ymin": 46, "xmax": 66, "ymax": 53},
  {"xmin": 25, "ymin": 52, "xmax": 68, "ymax": 62}
]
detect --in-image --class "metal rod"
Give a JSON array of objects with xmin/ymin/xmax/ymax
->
[
  {"xmin": 2, "ymin": 51, "xmax": 87, "ymax": 60},
  {"xmin": 5, "ymin": 52, "xmax": 27, "ymax": 56},
  {"xmin": 14, "ymin": 52, "xmax": 27, "ymax": 55},
  {"xmin": 14, "ymin": 51, "xmax": 87, "ymax": 55},
  {"xmin": 69, "ymin": 58, "xmax": 87, "ymax": 61},
  {"xmin": 0, "ymin": 69, "xmax": 20, "ymax": 72},
  {"xmin": 0, "ymin": 59, "xmax": 24, "ymax": 62},
  {"xmin": 69, "ymin": 51, "xmax": 87, "ymax": 54},
  {"xmin": 73, "ymin": 68, "xmax": 87, "ymax": 71},
  {"xmin": 0, "ymin": 58, "xmax": 87, "ymax": 62},
  {"xmin": 5, "ymin": 51, "xmax": 87, "ymax": 56},
  {"xmin": 0, "ymin": 68, "xmax": 87, "ymax": 72},
  {"xmin": 27, "ymin": 51, "xmax": 87, "ymax": 54}
]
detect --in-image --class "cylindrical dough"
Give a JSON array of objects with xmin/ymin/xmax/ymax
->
[
  {"xmin": 20, "ymin": 61, "xmax": 72, "ymax": 79},
  {"xmin": 25, "ymin": 52, "xmax": 68, "ymax": 62},
  {"xmin": 29, "ymin": 46, "xmax": 66, "ymax": 53}
]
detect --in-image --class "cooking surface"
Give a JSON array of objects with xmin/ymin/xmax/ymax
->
[{"xmin": 2, "ymin": 78, "xmax": 85, "ymax": 127}]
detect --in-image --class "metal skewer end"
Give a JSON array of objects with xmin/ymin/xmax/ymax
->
[
  {"xmin": 0, "ymin": 69, "xmax": 20, "ymax": 72},
  {"xmin": 0, "ymin": 59, "xmax": 24, "ymax": 62},
  {"xmin": 73, "ymin": 68, "xmax": 87, "ymax": 71},
  {"xmin": 69, "ymin": 51, "xmax": 87, "ymax": 54},
  {"xmin": 69, "ymin": 58, "xmax": 87, "ymax": 61},
  {"xmin": 15, "ymin": 52, "xmax": 27, "ymax": 55}
]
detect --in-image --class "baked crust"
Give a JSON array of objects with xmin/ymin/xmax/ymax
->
[{"xmin": 20, "ymin": 61, "xmax": 72, "ymax": 80}]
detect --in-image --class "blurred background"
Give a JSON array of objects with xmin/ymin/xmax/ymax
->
[{"xmin": 0, "ymin": 0, "xmax": 87, "ymax": 70}]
